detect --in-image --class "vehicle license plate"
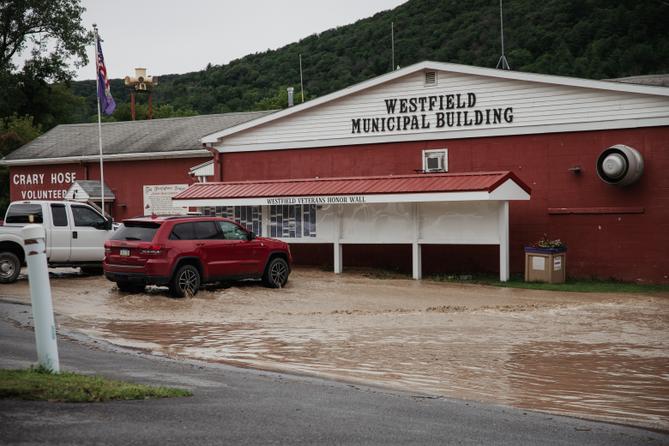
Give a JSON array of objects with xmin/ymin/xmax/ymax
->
[{"xmin": 120, "ymin": 248, "xmax": 130, "ymax": 257}]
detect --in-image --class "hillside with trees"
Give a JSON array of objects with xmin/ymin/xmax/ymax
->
[
  {"xmin": 70, "ymin": 0, "xmax": 669, "ymax": 121},
  {"xmin": 1, "ymin": 0, "xmax": 667, "ymax": 213}
]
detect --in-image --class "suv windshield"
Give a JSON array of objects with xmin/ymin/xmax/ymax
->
[{"xmin": 112, "ymin": 221, "xmax": 161, "ymax": 242}]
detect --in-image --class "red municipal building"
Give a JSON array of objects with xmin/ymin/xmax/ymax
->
[{"xmin": 3, "ymin": 62, "xmax": 669, "ymax": 283}]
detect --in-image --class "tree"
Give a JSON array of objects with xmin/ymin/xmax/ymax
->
[
  {"xmin": 0, "ymin": 0, "xmax": 91, "ymax": 210},
  {"xmin": 0, "ymin": 0, "xmax": 92, "ymax": 80},
  {"xmin": 254, "ymin": 87, "xmax": 313, "ymax": 111},
  {"xmin": 105, "ymin": 102, "xmax": 198, "ymax": 122},
  {"xmin": 0, "ymin": 114, "xmax": 41, "ymax": 156},
  {"xmin": 0, "ymin": 114, "xmax": 42, "ymax": 215},
  {"xmin": 0, "ymin": 0, "xmax": 92, "ymax": 129}
]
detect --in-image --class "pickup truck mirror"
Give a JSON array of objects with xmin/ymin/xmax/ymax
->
[
  {"xmin": 95, "ymin": 219, "xmax": 113, "ymax": 230},
  {"xmin": 247, "ymin": 231, "xmax": 256, "ymax": 241}
]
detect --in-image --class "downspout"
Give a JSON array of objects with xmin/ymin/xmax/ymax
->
[
  {"xmin": 204, "ymin": 144, "xmax": 222, "ymax": 182},
  {"xmin": 81, "ymin": 161, "xmax": 89, "ymax": 180}
]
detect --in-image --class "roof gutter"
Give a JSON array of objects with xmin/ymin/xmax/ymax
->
[{"xmin": 0, "ymin": 149, "xmax": 212, "ymax": 167}]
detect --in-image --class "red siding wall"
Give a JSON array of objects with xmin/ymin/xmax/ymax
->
[
  {"xmin": 9, "ymin": 127, "xmax": 668, "ymax": 282},
  {"xmin": 9, "ymin": 157, "xmax": 203, "ymax": 221},
  {"xmin": 222, "ymin": 127, "xmax": 669, "ymax": 283}
]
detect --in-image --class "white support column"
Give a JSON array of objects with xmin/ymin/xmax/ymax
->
[
  {"xmin": 498, "ymin": 200, "xmax": 510, "ymax": 282},
  {"xmin": 261, "ymin": 205, "xmax": 270, "ymax": 238},
  {"xmin": 412, "ymin": 242, "xmax": 422, "ymax": 280},
  {"xmin": 334, "ymin": 242, "xmax": 343, "ymax": 274},
  {"xmin": 333, "ymin": 205, "xmax": 343, "ymax": 274},
  {"xmin": 412, "ymin": 203, "xmax": 422, "ymax": 280}
]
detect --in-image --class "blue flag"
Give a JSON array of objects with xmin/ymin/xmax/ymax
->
[{"xmin": 96, "ymin": 35, "xmax": 116, "ymax": 115}]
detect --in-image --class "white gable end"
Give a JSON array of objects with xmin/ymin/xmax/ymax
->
[
  {"xmin": 65, "ymin": 182, "xmax": 90, "ymax": 201},
  {"xmin": 209, "ymin": 62, "xmax": 669, "ymax": 153}
]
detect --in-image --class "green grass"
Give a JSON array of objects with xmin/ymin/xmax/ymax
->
[
  {"xmin": 0, "ymin": 367, "xmax": 192, "ymax": 402},
  {"xmin": 428, "ymin": 273, "xmax": 669, "ymax": 294},
  {"xmin": 335, "ymin": 267, "xmax": 669, "ymax": 293}
]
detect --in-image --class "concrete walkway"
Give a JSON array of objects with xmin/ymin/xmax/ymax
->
[{"xmin": 0, "ymin": 302, "xmax": 666, "ymax": 446}]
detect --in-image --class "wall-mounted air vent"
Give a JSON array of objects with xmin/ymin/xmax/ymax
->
[
  {"xmin": 424, "ymin": 71, "xmax": 437, "ymax": 86},
  {"xmin": 596, "ymin": 144, "xmax": 644, "ymax": 186}
]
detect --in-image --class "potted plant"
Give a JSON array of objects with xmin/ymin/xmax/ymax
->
[{"xmin": 524, "ymin": 234, "xmax": 567, "ymax": 254}]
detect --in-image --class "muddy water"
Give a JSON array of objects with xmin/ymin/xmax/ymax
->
[
  {"xmin": 507, "ymin": 342, "xmax": 668, "ymax": 424},
  {"xmin": 2, "ymin": 268, "xmax": 668, "ymax": 429}
]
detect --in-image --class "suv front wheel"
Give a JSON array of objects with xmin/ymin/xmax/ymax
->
[
  {"xmin": 170, "ymin": 264, "xmax": 200, "ymax": 297},
  {"xmin": 263, "ymin": 257, "xmax": 289, "ymax": 288}
]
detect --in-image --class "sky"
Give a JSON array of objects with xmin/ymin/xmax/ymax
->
[{"xmin": 75, "ymin": 0, "xmax": 407, "ymax": 81}]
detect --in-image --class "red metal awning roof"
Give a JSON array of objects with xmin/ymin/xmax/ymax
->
[{"xmin": 173, "ymin": 171, "xmax": 530, "ymax": 200}]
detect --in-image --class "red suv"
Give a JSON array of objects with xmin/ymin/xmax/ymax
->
[{"xmin": 103, "ymin": 216, "xmax": 292, "ymax": 297}]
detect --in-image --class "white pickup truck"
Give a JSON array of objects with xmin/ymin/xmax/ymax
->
[{"xmin": 0, "ymin": 201, "xmax": 115, "ymax": 283}]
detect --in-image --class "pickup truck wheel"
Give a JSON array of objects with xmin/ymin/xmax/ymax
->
[
  {"xmin": 116, "ymin": 281, "xmax": 145, "ymax": 293},
  {"xmin": 262, "ymin": 257, "xmax": 289, "ymax": 288},
  {"xmin": 0, "ymin": 252, "xmax": 21, "ymax": 284},
  {"xmin": 169, "ymin": 265, "xmax": 200, "ymax": 297}
]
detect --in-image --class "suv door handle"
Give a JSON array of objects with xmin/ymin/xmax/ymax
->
[{"xmin": 196, "ymin": 242, "xmax": 205, "ymax": 247}]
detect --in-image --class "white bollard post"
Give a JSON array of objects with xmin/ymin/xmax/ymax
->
[{"xmin": 21, "ymin": 224, "xmax": 60, "ymax": 373}]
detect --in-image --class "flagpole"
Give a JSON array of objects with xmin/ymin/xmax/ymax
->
[{"xmin": 93, "ymin": 24, "xmax": 106, "ymax": 217}]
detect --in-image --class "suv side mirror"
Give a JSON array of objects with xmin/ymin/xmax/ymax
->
[
  {"xmin": 104, "ymin": 219, "xmax": 113, "ymax": 231},
  {"xmin": 248, "ymin": 231, "xmax": 256, "ymax": 241}
]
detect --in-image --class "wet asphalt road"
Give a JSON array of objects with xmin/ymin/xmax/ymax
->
[{"xmin": 0, "ymin": 304, "xmax": 667, "ymax": 446}]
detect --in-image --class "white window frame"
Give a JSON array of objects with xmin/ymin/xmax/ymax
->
[{"xmin": 422, "ymin": 149, "xmax": 448, "ymax": 173}]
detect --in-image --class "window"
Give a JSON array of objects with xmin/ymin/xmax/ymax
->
[
  {"xmin": 269, "ymin": 204, "xmax": 317, "ymax": 238},
  {"xmin": 423, "ymin": 149, "xmax": 448, "ymax": 172},
  {"xmin": 194, "ymin": 221, "xmax": 220, "ymax": 240},
  {"xmin": 112, "ymin": 222, "xmax": 160, "ymax": 242},
  {"xmin": 169, "ymin": 223, "xmax": 195, "ymax": 240},
  {"xmin": 72, "ymin": 206, "xmax": 105, "ymax": 227},
  {"xmin": 5, "ymin": 204, "xmax": 43, "ymax": 224},
  {"xmin": 217, "ymin": 221, "xmax": 249, "ymax": 240},
  {"xmin": 200, "ymin": 205, "xmax": 262, "ymax": 236},
  {"xmin": 51, "ymin": 204, "xmax": 68, "ymax": 227},
  {"xmin": 234, "ymin": 206, "xmax": 262, "ymax": 236}
]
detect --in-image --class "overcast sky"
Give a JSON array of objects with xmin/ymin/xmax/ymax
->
[{"xmin": 76, "ymin": 0, "xmax": 407, "ymax": 81}]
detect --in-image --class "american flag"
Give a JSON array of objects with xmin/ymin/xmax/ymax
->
[{"xmin": 96, "ymin": 35, "xmax": 116, "ymax": 115}]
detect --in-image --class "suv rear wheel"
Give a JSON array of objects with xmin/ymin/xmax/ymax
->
[
  {"xmin": 263, "ymin": 257, "xmax": 289, "ymax": 288},
  {"xmin": 170, "ymin": 264, "xmax": 200, "ymax": 297}
]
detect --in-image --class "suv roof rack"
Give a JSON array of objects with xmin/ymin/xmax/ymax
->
[
  {"xmin": 162, "ymin": 215, "xmax": 210, "ymax": 220},
  {"xmin": 125, "ymin": 214, "xmax": 215, "ymax": 221}
]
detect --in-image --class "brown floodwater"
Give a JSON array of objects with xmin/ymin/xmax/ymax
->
[
  {"xmin": 78, "ymin": 299, "xmax": 669, "ymax": 429},
  {"xmin": 2, "ymin": 268, "xmax": 668, "ymax": 429}
]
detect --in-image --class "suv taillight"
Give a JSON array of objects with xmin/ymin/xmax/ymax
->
[{"xmin": 138, "ymin": 244, "xmax": 164, "ymax": 256}]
